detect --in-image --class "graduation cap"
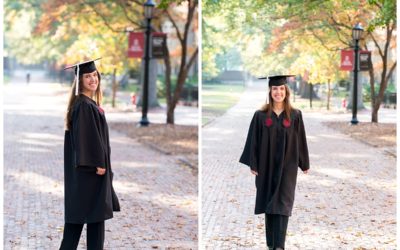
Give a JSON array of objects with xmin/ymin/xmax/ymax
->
[
  {"xmin": 258, "ymin": 75, "xmax": 295, "ymax": 87},
  {"xmin": 64, "ymin": 58, "xmax": 101, "ymax": 96},
  {"xmin": 258, "ymin": 74, "xmax": 295, "ymax": 103}
]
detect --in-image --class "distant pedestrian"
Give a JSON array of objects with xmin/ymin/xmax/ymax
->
[
  {"xmin": 26, "ymin": 72, "xmax": 30, "ymax": 84},
  {"xmin": 240, "ymin": 75, "xmax": 309, "ymax": 250},
  {"xmin": 60, "ymin": 58, "xmax": 120, "ymax": 250}
]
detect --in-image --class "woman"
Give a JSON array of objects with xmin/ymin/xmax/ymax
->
[
  {"xmin": 239, "ymin": 75, "xmax": 309, "ymax": 250},
  {"xmin": 60, "ymin": 59, "xmax": 120, "ymax": 250}
]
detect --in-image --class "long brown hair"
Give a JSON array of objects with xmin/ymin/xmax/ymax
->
[
  {"xmin": 260, "ymin": 84, "xmax": 293, "ymax": 120},
  {"xmin": 65, "ymin": 71, "xmax": 102, "ymax": 130}
]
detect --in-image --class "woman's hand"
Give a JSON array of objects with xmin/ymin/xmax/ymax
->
[
  {"xmin": 303, "ymin": 170, "xmax": 309, "ymax": 174},
  {"xmin": 251, "ymin": 170, "xmax": 258, "ymax": 176},
  {"xmin": 96, "ymin": 167, "xmax": 106, "ymax": 175}
]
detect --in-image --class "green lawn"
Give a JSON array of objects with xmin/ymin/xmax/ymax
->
[
  {"xmin": 4, "ymin": 75, "xmax": 10, "ymax": 84},
  {"xmin": 120, "ymin": 83, "xmax": 139, "ymax": 93},
  {"xmin": 202, "ymin": 83, "xmax": 245, "ymax": 125}
]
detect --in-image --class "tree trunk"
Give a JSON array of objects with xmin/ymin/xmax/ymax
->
[
  {"xmin": 164, "ymin": 41, "xmax": 174, "ymax": 124},
  {"xmin": 371, "ymin": 106, "xmax": 378, "ymax": 123},
  {"xmin": 111, "ymin": 68, "xmax": 117, "ymax": 108},
  {"xmin": 368, "ymin": 61, "xmax": 377, "ymax": 122},
  {"xmin": 165, "ymin": 49, "xmax": 198, "ymax": 124},
  {"xmin": 167, "ymin": 105, "xmax": 174, "ymax": 124},
  {"xmin": 165, "ymin": 47, "xmax": 198, "ymax": 124},
  {"xmin": 326, "ymin": 79, "xmax": 330, "ymax": 110},
  {"xmin": 371, "ymin": 77, "xmax": 389, "ymax": 123},
  {"xmin": 370, "ymin": 61, "xmax": 396, "ymax": 123},
  {"xmin": 163, "ymin": 1, "xmax": 198, "ymax": 124},
  {"xmin": 172, "ymin": 69, "xmax": 188, "ymax": 108},
  {"xmin": 367, "ymin": 56, "xmax": 376, "ymax": 110},
  {"xmin": 367, "ymin": 25, "xmax": 396, "ymax": 123}
]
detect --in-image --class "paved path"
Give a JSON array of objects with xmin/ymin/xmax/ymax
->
[
  {"xmin": 201, "ymin": 81, "xmax": 396, "ymax": 249},
  {"xmin": 4, "ymin": 83, "xmax": 198, "ymax": 249}
]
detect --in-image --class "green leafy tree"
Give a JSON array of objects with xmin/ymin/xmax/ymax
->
[{"xmin": 259, "ymin": 0, "xmax": 396, "ymax": 122}]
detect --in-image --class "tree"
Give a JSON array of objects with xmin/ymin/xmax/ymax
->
[
  {"xmin": 203, "ymin": 0, "xmax": 396, "ymax": 120},
  {"xmin": 202, "ymin": 0, "xmax": 277, "ymax": 78},
  {"xmin": 159, "ymin": 0, "xmax": 198, "ymax": 124},
  {"xmin": 4, "ymin": 0, "xmax": 67, "ymax": 65},
  {"xmin": 6, "ymin": 0, "xmax": 199, "ymax": 120},
  {"xmin": 364, "ymin": 0, "xmax": 396, "ymax": 122},
  {"xmin": 265, "ymin": 0, "xmax": 396, "ymax": 122},
  {"xmin": 5, "ymin": 1, "xmax": 137, "ymax": 74}
]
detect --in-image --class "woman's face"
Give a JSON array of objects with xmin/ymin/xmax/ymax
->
[
  {"xmin": 81, "ymin": 71, "xmax": 99, "ymax": 94},
  {"xmin": 270, "ymin": 85, "xmax": 286, "ymax": 103}
]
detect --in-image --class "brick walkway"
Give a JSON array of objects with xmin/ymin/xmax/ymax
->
[
  {"xmin": 201, "ymin": 81, "xmax": 396, "ymax": 249},
  {"xmin": 4, "ymin": 83, "xmax": 198, "ymax": 249}
]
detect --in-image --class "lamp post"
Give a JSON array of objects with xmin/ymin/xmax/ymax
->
[
  {"xmin": 140, "ymin": 0, "xmax": 155, "ymax": 126},
  {"xmin": 350, "ymin": 23, "xmax": 363, "ymax": 125}
]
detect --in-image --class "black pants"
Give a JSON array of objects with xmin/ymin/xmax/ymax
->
[
  {"xmin": 265, "ymin": 214, "xmax": 289, "ymax": 249},
  {"xmin": 59, "ymin": 221, "xmax": 105, "ymax": 250}
]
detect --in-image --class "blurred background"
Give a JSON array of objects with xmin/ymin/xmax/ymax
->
[
  {"xmin": 4, "ymin": 0, "xmax": 198, "ymax": 122},
  {"xmin": 202, "ymin": 0, "xmax": 396, "ymax": 125}
]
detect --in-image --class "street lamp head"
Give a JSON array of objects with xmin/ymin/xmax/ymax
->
[
  {"xmin": 144, "ymin": 0, "xmax": 156, "ymax": 19},
  {"xmin": 352, "ymin": 23, "xmax": 364, "ymax": 40}
]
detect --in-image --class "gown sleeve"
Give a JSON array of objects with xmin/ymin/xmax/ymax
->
[
  {"xmin": 72, "ymin": 102, "xmax": 106, "ymax": 170},
  {"xmin": 297, "ymin": 111, "xmax": 310, "ymax": 171},
  {"xmin": 239, "ymin": 111, "xmax": 262, "ymax": 171}
]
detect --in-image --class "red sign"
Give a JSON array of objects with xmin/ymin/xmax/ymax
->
[
  {"xmin": 340, "ymin": 50, "xmax": 354, "ymax": 71},
  {"xmin": 128, "ymin": 32, "xmax": 144, "ymax": 58}
]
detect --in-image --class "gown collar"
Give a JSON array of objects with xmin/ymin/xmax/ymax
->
[{"xmin": 79, "ymin": 94, "xmax": 96, "ymax": 105}]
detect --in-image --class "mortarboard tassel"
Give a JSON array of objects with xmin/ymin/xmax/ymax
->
[
  {"xmin": 266, "ymin": 76, "xmax": 270, "ymax": 104},
  {"xmin": 75, "ymin": 65, "xmax": 79, "ymax": 96}
]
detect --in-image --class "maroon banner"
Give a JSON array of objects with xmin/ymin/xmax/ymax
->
[
  {"xmin": 340, "ymin": 50, "xmax": 354, "ymax": 71},
  {"xmin": 128, "ymin": 32, "xmax": 144, "ymax": 58}
]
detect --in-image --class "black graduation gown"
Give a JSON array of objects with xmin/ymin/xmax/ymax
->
[
  {"xmin": 239, "ymin": 109, "xmax": 309, "ymax": 216},
  {"xmin": 64, "ymin": 94, "xmax": 120, "ymax": 224}
]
